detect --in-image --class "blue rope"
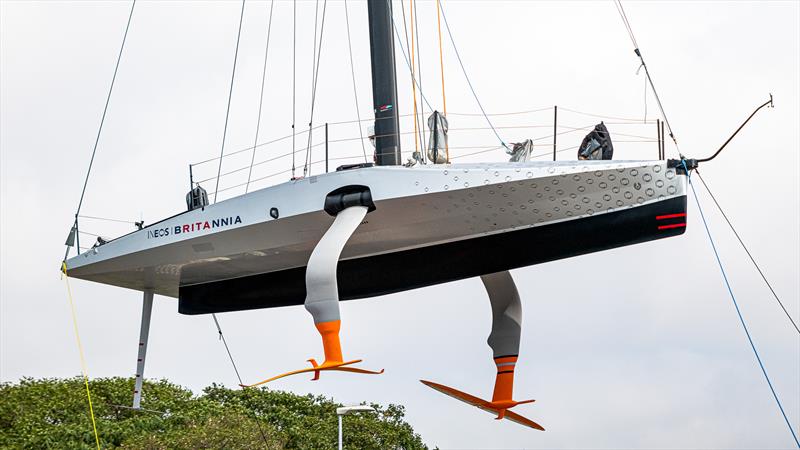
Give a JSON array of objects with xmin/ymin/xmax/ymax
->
[{"xmin": 689, "ymin": 173, "xmax": 800, "ymax": 448}]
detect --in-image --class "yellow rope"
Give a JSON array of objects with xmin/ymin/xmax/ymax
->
[
  {"xmin": 435, "ymin": 0, "xmax": 449, "ymax": 162},
  {"xmin": 409, "ymin": 0, "xmax": 420, "ymax": 156},
  {"xmin": 61, "ymin": 262, "xmax": 101, "ymax": 450}
]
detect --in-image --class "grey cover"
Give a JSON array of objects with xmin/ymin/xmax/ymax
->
[
  {"xmin": 427, "ymin": 111, "xmax": 449, "ymax": 164},
  {"xmin": 506, "ymin": 139, "xmax": 534, "ymax": 162}
]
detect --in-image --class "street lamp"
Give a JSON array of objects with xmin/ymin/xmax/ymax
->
[{"xmin": 336, "ymin": 405, "xmax": 376, "ymax": 450}]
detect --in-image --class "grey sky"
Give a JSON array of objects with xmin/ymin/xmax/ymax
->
[{"xmin": 1, "ymin": 1, "xmax": 799, "ymax": 448}]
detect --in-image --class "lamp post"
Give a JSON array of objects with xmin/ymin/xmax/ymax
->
[{"xmin": 336, "ymin": 405, "xmax": 376, "ymax": 450}]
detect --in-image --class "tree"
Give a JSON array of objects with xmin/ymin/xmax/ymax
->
[{"xmin": 0, "ymin": 377, "xmax": 427, "ymax": 449}]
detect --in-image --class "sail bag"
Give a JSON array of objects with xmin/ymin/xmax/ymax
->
[{"xmin": 577, "ymin": 122, "xmax": 614, "ymax": 160}]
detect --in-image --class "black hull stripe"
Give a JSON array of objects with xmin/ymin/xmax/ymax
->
[{"xmin": 179, "ymin": 195, "xmax": 687, "ymax": 314}]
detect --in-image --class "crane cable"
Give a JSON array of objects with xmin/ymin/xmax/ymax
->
[
  {"xmin": 689, "ymin": 174, "xmax": 799, "ymax": 448},
  {"xmin": 245, "ymin": 0, "xmax": 276, "ymax": 193},
  {"xmin": 61, "ymin": 264, "xmax": 101, "ymax": 450},
  {"xmin": 65, "ymin": 0, "xmax": 136, "ymax": 261},
  {"xmin": 435, "ymin": 0, "xmax": 449, "ymax": 161},
  {"xmin": 212, "ymin": 0, "xmax": 247, "ymax": 203}
]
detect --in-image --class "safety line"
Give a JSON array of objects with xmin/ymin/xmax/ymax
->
[
  {"xmin": 437, "ymin": 1, "xmax": 508, "ymax": 150},
  {"xmin": 213, "ymin": 0, "xmax": 246, "ymax": 203},
  {"xmin": 689, "ymin": 177, "xmax": 800, "ymax": 448},
  {"xmin": 246, "ymin": 0, "xmax": 276, "ymax": 194},
  {"xmin": 696, "ymin": 171, "xmax": 799, "ymax": 335},
  {"xmin": 61, "ymin": 263, "xmax": 101, "ymax": 450}
]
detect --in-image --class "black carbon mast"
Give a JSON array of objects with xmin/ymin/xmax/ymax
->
[{"xmin": 367, "ymin": 0, "xmax": 402, "ymax": 166}]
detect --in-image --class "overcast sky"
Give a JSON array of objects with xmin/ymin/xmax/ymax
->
[{"xmin": 2, "ymin": 1, "xmax": 799, "ymax": 448}]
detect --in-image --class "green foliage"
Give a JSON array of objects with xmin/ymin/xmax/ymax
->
[{"xmin": 0, "ymin": 377, "xmax": 426, "ymax": 449}]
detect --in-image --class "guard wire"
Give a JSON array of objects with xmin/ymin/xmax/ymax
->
[
  {"xmin": 212, "ymin": 0, "xmax": 247, "ymax": 203},
  {"xmin": 689, "ymin": 174, "xmax": 800, "ymax": 448},
  {"xmin": 696, "ymin": 171, "xmax": 799, "ymax": 335}
]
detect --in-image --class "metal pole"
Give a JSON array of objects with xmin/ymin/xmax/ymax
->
[
  {"xmin": 338, "ymin": 414, "xmax": 343, "ymax": 450},
  {"xmin": 660, "ymin": 120, "xmax": 665, "ymax": 159},
  {"xmin": 367, "ymin": 0, "xmax": 401, "ymax": 165},
  {"xmin": 553, "ymin": 105, "xmax": 557, "ymax": 161},
  {"xmin": 656, "ymin": 119, "xmax": 661, "ymax": 160},
  {"xmin": 189, "ymin": 164, "xmax": 194, "ymax": 190},
  {"xmin": 325, "ymin": 123, "xmax": 329, "ymax": 173},
  {"xmin": 133, "ymin": 290, "xmax": 154, "ymax": 409}
]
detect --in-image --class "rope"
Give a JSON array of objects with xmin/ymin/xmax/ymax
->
[
  {"xmin": 390, "ymin": 7, "xmax": 434, "ymax": 111},
  {"xmin": 688, "ymin": 173, "xmax": 800, "ymax": 448},
  {"xmin": 246, "ymin": 0, "xmax": 276, "ymax": 194},
  {"xmin": 69, "ymin": 0, "xmax": 136, "ymax": 259},
  {"xmin": 696, "ymin": 171, "xmax": 799, "ymax": 335},
  {"xmin": 212, "ymin": 0, "xmax": 246, "ymax": 203},
  {"xmin": 61, "ymin": 263, "xmax": 101, "ymax": 450},
  {"xmin": 412, "ymin": 0, "xmax": 427, "ymax": 160},
  {"xmin": 210, "ymin": 314, "xmax": 271, "ymax": 447},
  {"xmin": 435, "ymin": 0, "xmax": 448, "ymax": 161},
  {"xmin": 437, "ymin": 1, "xmax": 508, "ymax": 150},
  {"xmin": 343, "ymin": 0, "xmax": 368, "ymax": 163},
  {"xmin": 405, "ymin": 0, "xmax": 422, "ymax": 160}
]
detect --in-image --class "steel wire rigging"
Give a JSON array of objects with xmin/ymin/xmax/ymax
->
[
  {"xmin": 212, "ymin": 0, "xmax": 247, "ymax": 203},
  {"xmin": 343, "ymin": 0, "xmax": 368, "ymax": 163},
  {"xmin": 303, "ymin": 0, "xmax": 329, "ymax": 177},
  {"xmin": 612, "ymin": 0, "xmax": 679, "ymax": 154},
  {"xmin": 65, "ymin": 0, "xmax": 136, "ymax": 260},
  {"xmin": 437, "ymin": 0, "xmax": 508, "ymax": 151},
  {"xmin": 246, "ymin": 0, "xmax": 276, "ymax": 193}
]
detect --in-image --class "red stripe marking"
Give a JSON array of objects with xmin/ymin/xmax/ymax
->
[
  {"xmin": 656, "ymin": 213, "xmax": 686, "ymax": 220},
  {"xmin": 658, "ymin": 223, "xmax": 686, "ymax": 230}
]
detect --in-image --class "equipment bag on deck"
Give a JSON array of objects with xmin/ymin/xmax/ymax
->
[{"xmin": 578, "ymin": 122, "xmax": 614, "ymax": 160}]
